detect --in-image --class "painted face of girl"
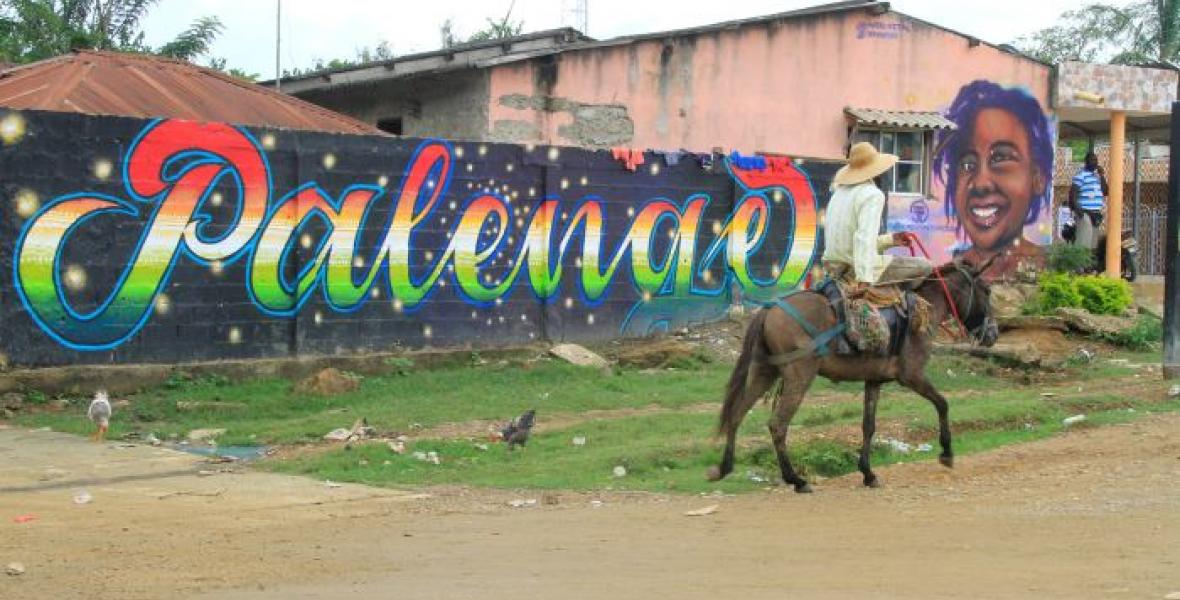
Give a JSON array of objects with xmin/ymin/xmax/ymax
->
[{"xmin": 953, "ymin": 108, "xmax": 1045, "ymax": 252}]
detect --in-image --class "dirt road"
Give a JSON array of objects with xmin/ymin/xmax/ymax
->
[{"xmin": 2, "ymin": 414, "xmax": 1178, "ymax": 600}]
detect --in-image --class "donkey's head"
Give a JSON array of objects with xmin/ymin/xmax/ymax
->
[{"xmin": 942, "ymin": 255, "xmax": 999, "ymax": 347}]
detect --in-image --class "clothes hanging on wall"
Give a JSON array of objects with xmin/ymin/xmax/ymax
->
[
  {"xmin": 655, "ymin": 150, "xmax": 686, "ymax": 166},
  {"xmin": 727, "ymin": 151, "xmax": 767, "ymax": 171},
  {"xmin": 765, "ymin": 156, "xmax": 794, "ymax": 173},
  {"xmin": 692, "ymin": 152, "xmax": 715, "ymax": 171},
  {"xmin": 610, "ymin": 147, "xmax": 646, "ymax": 171}
]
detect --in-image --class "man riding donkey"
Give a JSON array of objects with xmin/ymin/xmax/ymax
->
[{"xmin": 706, "ymin": 141, "xmax": 999, "ymax": 493}]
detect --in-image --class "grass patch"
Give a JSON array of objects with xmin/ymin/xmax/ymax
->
[{"xmin": 13, "ymin": 346, "xmax": 1173, "ymax": 494}]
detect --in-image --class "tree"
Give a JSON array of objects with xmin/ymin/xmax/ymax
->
[
  {"xmin": 440, "ymin": 18, "xmax": 458, "ymax": 49},
  {"xmin": 467, "ymin": 1, "xmax": 523, "ymax": 43},
  {"xmin": 1016, "ymin": 0, "xmax": 1180, "ymax": 65},
  {"xmin": 0, "ymin": 0, "xmax": 223, "ymax": 64},
  {"xmin": 282, "ymin": 41, "xmax": 395, "ymax": 78}
]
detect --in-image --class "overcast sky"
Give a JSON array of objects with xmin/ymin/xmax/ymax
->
[{"xmin": 141, "ymin": 0, "xmax": 1118, "ymax": 78}]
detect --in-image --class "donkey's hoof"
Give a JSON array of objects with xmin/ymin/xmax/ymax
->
[
  {"xmin": 793, "ymin": 482, "xmax": 813, "ymax": 494},
  {"xmin": 939, "ymin": 454, "xmax": 954, "ymax": 468},
  {"xmin": 864, "ymin": 476, "xmax": 880, "ymax": 488},
  {"xmin": 705, "ymin": 466, "xmax": 725, "ymax": 482}
]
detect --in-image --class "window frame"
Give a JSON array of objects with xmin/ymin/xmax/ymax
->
[{"xmin": 849, "ymin": 128, "xmax": 931, "ymax": 196}]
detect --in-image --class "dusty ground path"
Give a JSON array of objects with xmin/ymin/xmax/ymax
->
[{"xmin": 2, "ymin": 413, "xmax": 1179, "ymax": 600}]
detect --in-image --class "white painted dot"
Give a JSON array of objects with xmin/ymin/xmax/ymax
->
[
  {"xmin": 627, "ymin": 207, "xmax": 635, "ymax": 218},
  {"xmin": 466, "ymin": 163, "xmax": 474, "ymax": 172},
  {"xmin": 260, "ymin": 134, "xmax": 276, "ymax": 150},
  {"xmin": 547, "ymin": 147, "xmax": 560, "ymax": 161},
  {"xmin": 322, "ymin": 153, "xmax": 337, "ymax": 170},
  {"xmin": 642, "ymin": 291, "xmax": 652, "ymax": 302},
  {"xmin": 378, "ymin": 175, "xmax": 389, "ymax": 187},
  {"xmin": 712, "ymin": 221, "xmax": 722, "ymax": 234},
  {"xmin": 579, "ymin": 175, "xmax": 589, "ymax": 186},
  {"xmin": 560, "ymin": 178, "xmax": 570, "ymax": 190},
  {"xmin": 424, "ymin": 251, "xmax": 434, "ymax": 261},
  {"xmin": 587, "ymin": 314, "xmax": 595, "ymax": 325},
  {"xmin": 300, "ymin": 234, "xmax": 313, "ymax": 249},
  {"xmin": 506, "ymin": 163, "xmax": 514, "ymax": 172},
  {"xmin": 575, "ymin": 257, "xmax": 583, "ymax": 268},
  {"xmin": 93, "ymin": 159, "xmax": 113, "ymax": 181},
  {"xmin": 314, "ymin": 311, "xmax": 324, "ymax": 325},
  {"xmin": 520, "ymin": 314, "xmax": 528, "ymax": 322},
  {"xmin": 393, "ymin": 298, "xmax": 404, "ymax": 313},
  {"xmin": 228, "ymin": 327, "xmax": 242, "ymax": 344},
  {"xmin": 498, "ymin": 315, "xmax": 506, "ymax": 324},
  {"xmin": 471, "ymin": 311, "xmax": 478, "ymax": 319},
  {"xmin": 370, "ymin": 287, "xmax": 380, "ymax": 299},
  {"xmin": 353, "ymin": 256, "xmax": 365, "ymax": 268},
  {"xmin": 210, "ymin": 261, "xmax": 224, "ymax": 276},
  {"xmin": 495, "ymin": 298, "xmax": 503, "ymax": 307},
  {"xmin": 478, "ymin": 145, "xmax": 488, "ymax": 157},
  {"xmin": 14, "ymin": 189, "xmax": 39, "ymax": 217},
  {"xmin": 0, "ymin": 112, "xmax": 27, "ymax": 145},
  {"xmin": 528, "ymin": 187, "xmax": 536, "ymax": 197},
  {"xmin": 455, "ymin": 146, "xmax": 465, "ymax": 158},
  {"xmin": 649, "ymin": 163, "xmax": 660, "ymax": 176},
  {"xmin": 155, "ymin": 294, "xmax": 171, "ymax": 315},
  {"xmin": 564, "ymin": 297, "xmax": 574, "ymax": 309},
  {"xmin": 423, "ymin": 325, "xmax": 433, "ymax": 338}
]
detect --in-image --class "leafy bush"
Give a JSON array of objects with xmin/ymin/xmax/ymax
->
[
  {"xmin": 1073, "ymin": 275, "xmax": 1133, "ymax": 316},
  {"xmin": 1045, "ymin": 243, "xmax": 1094, "ymax": 273},
  {"xmin": 1034, "ymin": 272, "xmax": 1133, "ymax": 316},
  {"xmin": 1036, "ymin": 272, "xmax": 1083, "ymax": 314},
  {"xmin": 1098, "ymin": 314, "xmax": 1162, "ymax": 350}
]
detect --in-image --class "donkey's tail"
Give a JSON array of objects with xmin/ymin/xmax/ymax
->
[{"xmin": 718, "ymin": 308, "xmax": 769, "ymax": 435}]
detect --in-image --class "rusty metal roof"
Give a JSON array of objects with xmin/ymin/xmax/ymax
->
[
  {"xmin": 845, "ymin": 107, "xmax": 958, "ymax": 130},
  {"xmin": 0, "ymin": 50, "xmax": 385, "ymax": 136}
]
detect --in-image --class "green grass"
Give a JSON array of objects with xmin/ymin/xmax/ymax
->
[
  {"xmin": 270, "ymin": 380, "xmax": 1180, "ymax": 494},
  {"xmin": 12, "ymin": 348, "xmax": 1171, "ymax": 494}
]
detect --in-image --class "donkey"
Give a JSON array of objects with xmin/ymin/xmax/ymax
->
[{"xmin": 707, "ymin": 259, "xmax": 999, "ymax": 492}]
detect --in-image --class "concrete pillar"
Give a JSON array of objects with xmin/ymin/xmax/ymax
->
[{"xmin": 1105, "ymin": 111, "xmax": 1126, "ymax": 277}]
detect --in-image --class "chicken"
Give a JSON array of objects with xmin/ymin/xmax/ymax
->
[
  {"xmin": 87, "ymin": 390, "xmax": 112, "ymax": 443},
  {"xmin": 500, "ymin": 409, "xmax": 536, "ymax": 450}
]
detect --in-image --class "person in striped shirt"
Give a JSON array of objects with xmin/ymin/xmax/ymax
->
[{"xmin": 1068, "ymin": 151, "xmax": 1109, "ymax": 250}]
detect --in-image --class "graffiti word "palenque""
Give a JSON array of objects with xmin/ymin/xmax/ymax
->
[{"xmin": 14, "ymin": 120, "xmax": 818, "ymax": 351}]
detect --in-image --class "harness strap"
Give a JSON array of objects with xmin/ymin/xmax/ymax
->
[
  {"xmin": 759, "ymin": 296, "xmax": 848, "ymax": 365},
  {"xmin": 759, "ymin": 323, "xmax": 847, "ymax": 365}
]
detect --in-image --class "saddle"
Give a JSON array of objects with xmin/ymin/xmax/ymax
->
[{"xmin": 817, "ymin": 278, "xmax": 923, "ymax": 357}]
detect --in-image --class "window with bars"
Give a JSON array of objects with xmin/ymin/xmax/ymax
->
[{"xmin": 851, "ymin": 129, "xmax": 928, "ymax": 195}]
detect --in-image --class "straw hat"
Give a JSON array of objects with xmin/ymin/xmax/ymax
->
[{"xmin": 834, "ymin": 141, "xmax": 898, "ymax": 186}]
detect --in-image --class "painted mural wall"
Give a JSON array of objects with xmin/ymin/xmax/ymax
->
[
  {"xmin": 0, "ymin": 109, "xmax": 836, "ymax": 368},
  {"xmin": 885, "ymin": 80, "xmax": 1056, "ymax": 279}
]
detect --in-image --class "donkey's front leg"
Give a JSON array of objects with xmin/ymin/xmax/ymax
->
[
  {"xmin": 901, "ymin": 375, "xmax": 954, "ymax": 468},
  {"xmin": 859, "ymin": 381, "xmax": 882, "ymax": 487}
]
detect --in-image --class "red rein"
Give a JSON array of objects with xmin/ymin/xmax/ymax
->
[{"xmin": 902, "ymin": 233, "xmax": 969, "ymax": 338}]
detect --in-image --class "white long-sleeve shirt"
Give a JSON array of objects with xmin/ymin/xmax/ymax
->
[{"xmin": 822, "ymin": 182, "xmax": 894, "ymax": 283}]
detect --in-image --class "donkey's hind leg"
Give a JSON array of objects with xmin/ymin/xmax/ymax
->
[
  {"xmin": 714, "ymin": 366, "xmax": 777, "ymax": 481},
  {"xmin": 769, "ymin": 362, "xmax": 817, "ymax": 493}
]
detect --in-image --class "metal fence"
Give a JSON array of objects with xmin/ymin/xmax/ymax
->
[{"xmin": 1126, "ymin": 205, "xmax": 1167, "ymax": 276}]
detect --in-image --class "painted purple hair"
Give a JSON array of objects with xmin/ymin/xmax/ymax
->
[{"xmin": 933, "ymin": 80, "xmax": 1054, "ymax": 226}]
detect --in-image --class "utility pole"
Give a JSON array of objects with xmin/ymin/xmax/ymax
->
[
  {"xmin": 1164, "ymin": 101, "xmax": 1180, "ymax": 378},
  {"xmin": 275, "ymin": 0, "xmax": 281, "ymax": 91}
]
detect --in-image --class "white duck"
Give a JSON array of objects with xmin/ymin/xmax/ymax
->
[{"xmin": 87, "ymin": 391, "xmax": 112, "ymax": 443}]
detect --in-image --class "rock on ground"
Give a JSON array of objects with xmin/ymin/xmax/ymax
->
[
  {"xmin": 614, "ymin": 339, "xmax": 703, "ymax": 369},
  {"xmin": 548, "ymin": 344, "xmax": 611, "ymax": 369},
  {"xmin": 1055, "ymin": 307, "xmax": 1136, "ymax": 338},
  {"xmin": 294, "ymin": 368, "xmax": 360, "ymax": 396}
]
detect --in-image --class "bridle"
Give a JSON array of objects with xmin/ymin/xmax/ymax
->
[{"xmin": 902, "ymin": 233, "xmax": 995, "ymax": 344}]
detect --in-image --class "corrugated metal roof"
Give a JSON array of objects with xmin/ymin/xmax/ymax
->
[
  {"xmin": 0, "ymin": 50, "xmax": 385, "ymax": 136},
  {"xmin": 845, "ymin": 107, "xmax": 958, "ymax": 130}
]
